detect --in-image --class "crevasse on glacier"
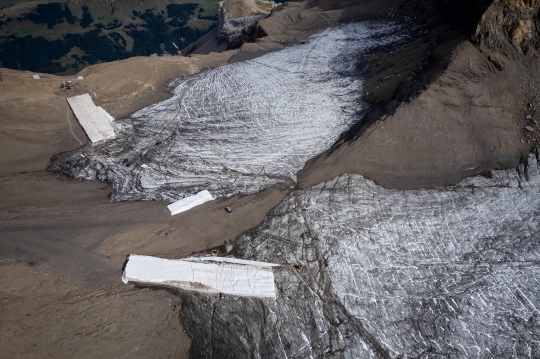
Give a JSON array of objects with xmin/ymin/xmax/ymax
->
[
  {"xmin": 179, "ymin": 155, "xmax": 540, "ymax": 359},
  {"xmin": 50, "ymin": 22, "xmax": 409, "ymax": 201}
]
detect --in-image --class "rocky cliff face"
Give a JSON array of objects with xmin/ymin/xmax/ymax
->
[
  {"xmin": 473, "ymin": 0, "xmax": 540, "ymax": 59},
  {"xmin": 179, "ymin": 155, "xmax": 540, "ymax": 358},
  {"xmin": 217, "ymin": 0, "xmax": 277, "ymax": 47}
]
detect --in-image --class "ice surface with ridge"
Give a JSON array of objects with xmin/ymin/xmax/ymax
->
[
  {"xmin": 50, "ymin": 22, "xmax": 409, "ymax": 201},
  {"xmin": 178, "ymin": 154, "xmax": 540, "ymax": 358}
]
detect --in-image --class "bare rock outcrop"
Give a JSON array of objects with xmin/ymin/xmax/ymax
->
[
  {"xmin": 217, "ymin": 0, "xmax": 278, "ymax": 47},
  {"xmin": 473, "ymin": 0, "xmax": 540, "ymax": 59}
]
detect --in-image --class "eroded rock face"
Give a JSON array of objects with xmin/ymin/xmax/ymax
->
[
  {"xmin": 473, "ymin": 0, "xmax": 540, "ymax": 59},
  {"xmin": 49, "ymin": 22, "xmax": 410, "ymax": 202},
  {"xmin": 217, "ymin": 0, "xmax": 277, "ymax": 47},
  {"xmin": 179, "ymin": 154, "xmax": 540, "ymax": 358}
]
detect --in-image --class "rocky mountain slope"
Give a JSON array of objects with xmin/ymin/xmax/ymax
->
[
  {"xmin": 473, "ymin": 0, "xmax": 540, "ymax": 60},
  {"xmin": 299, "ymin": 0, "xmax": 540, "ymax": 189},
  {"xmin": 216, "ymin": 0, "xmax": 277, "ymax": 47}
]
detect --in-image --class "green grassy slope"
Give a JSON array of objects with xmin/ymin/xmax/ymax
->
[{"xmin": 0, "ymin": 0, "xmax": 221, "ymax": 74}]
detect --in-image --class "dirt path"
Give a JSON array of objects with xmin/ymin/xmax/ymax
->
[{"xmin": 65, "ymin": 102, "xmax": 84, "ymax": 146}]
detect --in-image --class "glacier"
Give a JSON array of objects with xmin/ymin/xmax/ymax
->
[
  {"xmin": 177, "ymin": 154, "xmax": 540, "ymax": 358},
  {"xmin": 47, "ymin": 18, "xmax": 540, "ymax": 358},
  {"xmin": 49, "ymin": 22, "xmax": 410, "ymax": 201}
]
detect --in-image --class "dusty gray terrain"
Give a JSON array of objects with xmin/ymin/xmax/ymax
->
[{"xmin": 0, "ymin": 170, "xmax": 286, "ymax": 358}]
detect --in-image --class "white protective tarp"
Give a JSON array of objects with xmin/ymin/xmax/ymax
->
[
  {"xmin": 98, "ymin": 106, "xmax": 115, "ymax": 122},
  {"xmin": 185, "ymin": 256, "xmax": 281, "ymax": 267},
  {"xmin": 167, "ymin": 190, "xmax": 214, "ymax": 215},
  {"xmin": 122, "ymin": 254, "xmax": 277, "ymax": 298},
  {"xmin": 67, "ymin": 94, "xmax": 116, "ymax": 144}
]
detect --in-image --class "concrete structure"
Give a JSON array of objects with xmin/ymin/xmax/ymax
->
[
  {"xmin": 67, "ymin": 94, "xmax": 116, "ymax": 144},
  {"xmin": 167, "ymin": 190, "xmax": 214, "ymax": 215},
  {"xmin": 122, "ymin": 254, "xmax": 277, "ymax": 297},
  {"xmin": 32, "ymin": 74, "xmax": 40, "ymax": 79}
]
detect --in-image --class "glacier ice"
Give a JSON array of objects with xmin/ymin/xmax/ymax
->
[
  {"xmin": 50, "ymin": 22, "xmax": 409, "ymax": 201},
  {"xmin": 178, "ymin": 154, "xmax": 540, "ymax": 358},
  {"xmin": 47, "ymin": 18, "xmax": 540, "ymax": 358}
]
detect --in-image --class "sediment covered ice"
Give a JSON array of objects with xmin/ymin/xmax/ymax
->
[
  {"xmin": 178, "ymin": 154, "xmax": 540, "ymax": 358},
  {"xmin": 50, "ymin": 22, "xmax": 409, "ymax": 201}
]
